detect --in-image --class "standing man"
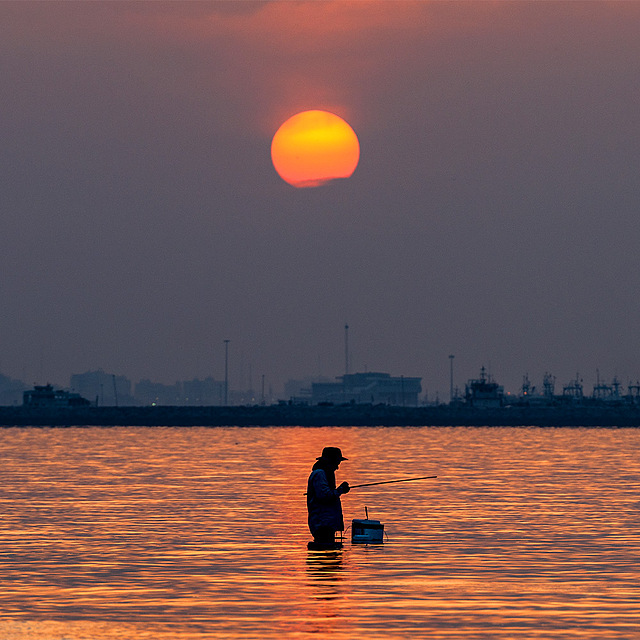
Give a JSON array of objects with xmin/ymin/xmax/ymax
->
[{"xmin": 307, "ymin": 447, "xmax": 350, "ymax": 546}]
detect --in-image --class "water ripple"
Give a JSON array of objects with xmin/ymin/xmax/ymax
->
[{"xmin": 0, "ymin": 426, "xmax": 638, "ymax": 638}]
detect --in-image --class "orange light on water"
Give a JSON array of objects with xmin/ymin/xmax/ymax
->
[{"xmin": 271, "ymin": 110, "xmax": 360, "ymax": 188}]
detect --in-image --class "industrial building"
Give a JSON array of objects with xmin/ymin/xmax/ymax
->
[{"xmin": 311, "ymin": 372, "xmax": 422, "ymax": 406}]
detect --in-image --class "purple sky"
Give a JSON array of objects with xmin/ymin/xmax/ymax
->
[{"xmin": 2, "ymin": 1, "xmax": 640, "ymax": 397}]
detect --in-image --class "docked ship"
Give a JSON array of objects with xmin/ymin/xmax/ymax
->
[
  {"xmin": 464, "ymin": 368, "xmax": 640, "ymax": 409},
  {"xmin": 464, "ymin": 367, "xmax": 504, "ymax": 407},
  {"xmin": 23, "ymin": 384, "xmax": 91, "ymax": 408}
]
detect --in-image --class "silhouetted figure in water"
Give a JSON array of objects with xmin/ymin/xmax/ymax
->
[{"xmin": 307, "ymin": 447, "xmax": 350, "ymax": 546}]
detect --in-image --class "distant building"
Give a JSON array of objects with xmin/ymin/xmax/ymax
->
[
  {"xmin": 284, "ymin": 376, "xmax": 332, "ymax": 404},
  {"xmin": 0, "ymin": 374, "xmax": 28, "ymax": 406},
  {"xmin": 133, "ymin": 377, "xmax": 225, "ymax": 406},
  {"xmin": 182, "ymin": 377, "xmax": 224, "ymax": 405},
  {"xmin": 311, "ymin": 372, "xmax": 422, "ymax": 406},
  {"xmin": 23, "ymin": 384, "xmax": 90, "ymax": 407},
  {"xmin": 134, "ymin": 379, "xmax": 181, "ymax": 406},
  {"xmin": 70, "ymin": 369, "xmax": 135, "ymax": 406}
]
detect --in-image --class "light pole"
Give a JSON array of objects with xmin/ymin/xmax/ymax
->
[
  {"xmin": 224, "ymin": 339, "xmax": 230, "ymax": 406},
  {"xmin": 449, "ymin": 355, "xmax": 455, "ymax": 404},
  {"xmin": 344, "ymin": 324, "xmax": 349, "ymax": 375}
]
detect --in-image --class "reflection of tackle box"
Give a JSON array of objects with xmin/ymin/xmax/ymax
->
[{"xmin": 351, "ymin": 518, "xmax": 384, "ymax": 543}]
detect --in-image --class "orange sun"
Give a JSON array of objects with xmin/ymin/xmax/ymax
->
[{"xmin": 271, "ymin": 110, "xmax": 360, "ymax": 188}]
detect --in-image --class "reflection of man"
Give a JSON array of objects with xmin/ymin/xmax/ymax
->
[
  {"xmin": 306, "ymin": 549, "xmax": 344, "ymax": 601},
  {"xmin": 307, "ymin": 447, "xmax": 350, "ymax": 545}
]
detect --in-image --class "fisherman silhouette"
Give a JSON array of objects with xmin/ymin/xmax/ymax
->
[{"xmin": 306, "ymin": 447, "xmax": 350, "ymax": 548}]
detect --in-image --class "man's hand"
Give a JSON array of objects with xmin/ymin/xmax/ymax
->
[{"xmin": 337, "ymin": 481, "xmax": 350, "ymax": 494}]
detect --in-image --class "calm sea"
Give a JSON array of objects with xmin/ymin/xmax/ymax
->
[{"xmin": 0, "ymin": 426, "xmax": 638, "ymax": 639}]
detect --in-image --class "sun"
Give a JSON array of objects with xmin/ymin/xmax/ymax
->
[{"xmin": 271, "ymin": 110, "xmax": 360, "ymax": 188}]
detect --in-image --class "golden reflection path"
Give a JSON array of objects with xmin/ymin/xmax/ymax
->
[{"xmin": 0, "ymin": 426, "xmax": 638, "ymax": 639}]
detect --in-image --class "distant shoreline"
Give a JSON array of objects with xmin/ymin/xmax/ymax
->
[{"xmin": 1, "ymin": 404, "xmax": 639, "ymax": 427}]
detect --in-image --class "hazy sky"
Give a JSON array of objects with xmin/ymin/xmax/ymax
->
[{"xmin": 2, "ymin": 1, "xmax": 640, "ymax": 397}]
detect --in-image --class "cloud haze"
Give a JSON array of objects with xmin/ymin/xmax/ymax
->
[{"xmin": 1, "ymin": 1, "xmax": 640, "ymax": 397}]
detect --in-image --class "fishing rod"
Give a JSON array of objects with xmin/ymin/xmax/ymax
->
[
  {"xmin": 304, "ymin": 475, "xmax": 436, "ymax": 495},
  {"xmin": 349, "ymin": 475, "xmax": 437, "ymax": 489}
]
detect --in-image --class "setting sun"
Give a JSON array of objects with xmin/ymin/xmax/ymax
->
[{"xmin": 271, "ymin": 110, "xmax": 360, "ymax": 188}]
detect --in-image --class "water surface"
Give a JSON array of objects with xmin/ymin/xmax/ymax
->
[{"xmin": 0, "ymin": 426, "xmax": 638, "ymax": 639}]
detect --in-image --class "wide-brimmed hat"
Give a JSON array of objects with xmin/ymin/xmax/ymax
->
[{"xmin": 317, "ymin": 446, "xmax": 348, "ymax": 462}]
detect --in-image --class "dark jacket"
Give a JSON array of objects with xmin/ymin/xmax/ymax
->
[{"xmin": 307, "ymin": 467, "xmax": 345, "ymax": 535}]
